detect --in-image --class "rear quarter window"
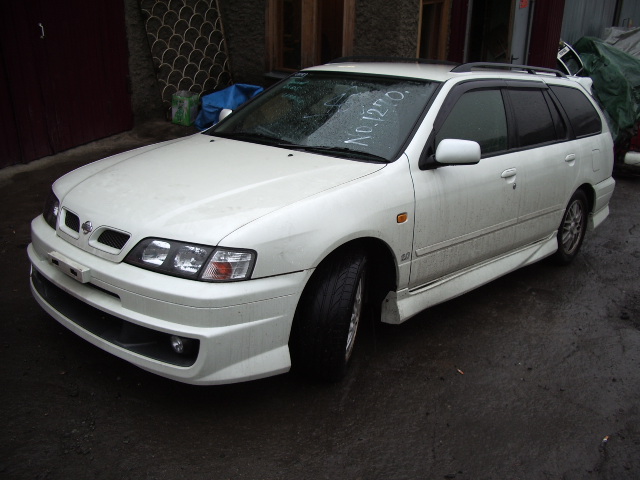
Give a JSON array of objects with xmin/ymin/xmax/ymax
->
[{"xmin": 550, "ymin": 85, "xmax": 602, "ymax": 137}]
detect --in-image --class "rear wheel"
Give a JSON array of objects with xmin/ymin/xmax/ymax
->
[
  {"xmin": 290, "ymin": 247, "xmax": 368, "ymax": 381},
  {"xmin": 553, "ymin": 190, "xmax": 588, "ymax": 265}
]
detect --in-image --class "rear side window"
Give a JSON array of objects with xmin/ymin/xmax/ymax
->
[
  {"xmin": 550, "ymin": 85, "xmax": 602, "ymax": 137},
  {"xmin": 436, "ymin": 89, "xmax": 508, "ymax": 155},
  {"xmin": 508, "ymin": 89, "xmax": 559, "ymax": 147}
]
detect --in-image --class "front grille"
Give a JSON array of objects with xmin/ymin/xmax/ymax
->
[
  {"xmin": 65, "ymin": 211, "xmax": 80, "ymax": 232},
  {"xmin": 31, "ymin": 270, "xmax": 199, "ymax": 367},
  {"xmin": 97, "ymin": 229, "xmax": 130, "ymax": 250}
]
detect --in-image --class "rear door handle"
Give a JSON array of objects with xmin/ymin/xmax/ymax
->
[{"xmin": 565, "ymin": 154, "xmax": 576, "ymax": 162}]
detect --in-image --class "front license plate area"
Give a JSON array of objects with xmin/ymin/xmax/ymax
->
[{"xmin": 48, "ymin": 251, "xmax": 91, "ymax": 283}]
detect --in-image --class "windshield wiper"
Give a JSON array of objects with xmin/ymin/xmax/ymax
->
[
  {"xmin": 276, "ymin": 144, "xmax": 389, "ymax": 163},
  {"xmin": 214, "ymin": 131, "xmax": 283, "ymax": 145},
  {"xmin": 214, "ymin": 132, "xmax": 388, "ymax": 162}
]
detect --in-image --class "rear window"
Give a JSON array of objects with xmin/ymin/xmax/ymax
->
[
  {"xmin": 508, "ymin": 89, "xmax": 559, "ymax": 147},
  {"xmin": 550, "ymin": 85, "xmax": 602, "ymax": 137}
]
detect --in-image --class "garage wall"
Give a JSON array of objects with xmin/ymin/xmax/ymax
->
[
  {"xmin": 124, "ymin": 0, "xmax": 166, "ymax": 123},
  {"xmin": 617, "ymin": 0, "xmax": 640, "ymax": 27},
  {"xmin": 0, "ymin": 1, "xmax": 134, "ymax": 167},
  {"xmin": 560, "ymin": 0, "xmax": 617, "ymax": 43},
  {"xmin": 353, "ymin": 0, "xmax": 420, "ymax": 58},
  {"xmin": 217, "ymin": 0, "xmax": 422, "ymax": 87},
  {"xmin": 0, "ymin": 0, "xmax": 167, "ymax": 168},
  {"xmin": 125, "ymin": 0, "xmax": 234, "ymax": 121},
  {"xmin": 122, "ymin": 0, "xmax": 423, "ymax": 120},
  {"xmin": 218, "ymin": 1, "xmax": 266, "ymax": 86}
]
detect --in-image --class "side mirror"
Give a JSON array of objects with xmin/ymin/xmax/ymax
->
[
  {"xmin": 218, "ymin": 108, "xmax": 233, "ymax": 123},
  {"xmin": 419, "ymin": 139, "xmax": 481, "ymax": 170}
]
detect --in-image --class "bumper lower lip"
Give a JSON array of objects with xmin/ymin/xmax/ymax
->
[
  {"xmin": 27, "ymin": 227, "xmax": 309, "ymax": 384},
  {"xmin": 29, "ymin": 261, "xmax": 298, "ymax": 384},
  {"xmin": 31, "ymin": 268, "xmax": 200, "ymax": 367}
]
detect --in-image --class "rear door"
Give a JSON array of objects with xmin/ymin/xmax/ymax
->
[{"xmin": 504, "ymin": 83, "xmax": 577, "ymax": 246}]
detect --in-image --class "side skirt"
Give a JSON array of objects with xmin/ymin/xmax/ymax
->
[{"xmin": 381, "ymin": 232, "xmax": 558, "ymax": 325}]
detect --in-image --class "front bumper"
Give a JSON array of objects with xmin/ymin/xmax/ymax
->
[{"xmin": 28, "ymin": 216, "xmax": 309, "ymax": 385}]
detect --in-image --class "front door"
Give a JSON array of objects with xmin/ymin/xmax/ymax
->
[{"xmin": 409, "ymin": 86, "xmax": 521, "ymax": 288}]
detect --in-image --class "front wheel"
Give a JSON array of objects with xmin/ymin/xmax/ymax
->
[
  {"xmin": 289, "ymin": 248, "xmax": 368, "ymax": 381},
  {"xmin": 553, "ymin": 190, "xmax": 588, "ymax": 265}
]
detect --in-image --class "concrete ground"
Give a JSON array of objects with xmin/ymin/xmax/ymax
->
[{"xmin": 0, "ymin": 122, "xmax": 638, "ymax": 479}]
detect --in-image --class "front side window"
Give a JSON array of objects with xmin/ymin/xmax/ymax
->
[
  {"xmin": 210, "ymin": 72, "xmax": 440, "ymax": 161},
  {"xmin": 436, "ymin": 89, "xmax": 508, "ymax": 155}
]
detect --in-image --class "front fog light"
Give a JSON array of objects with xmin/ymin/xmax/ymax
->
[{"xmin": 170, "ymin": 335, "xmax": 196, "ymax": 354}]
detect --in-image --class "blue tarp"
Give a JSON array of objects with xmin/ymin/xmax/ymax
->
[{"xmin": 195, "ymin": 83, "xmax": 264, "ymax": 130}]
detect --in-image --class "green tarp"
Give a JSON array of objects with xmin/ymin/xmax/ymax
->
[{"xmin": 574, "ymin": 36, "xmax": 640, "ymax": 142}]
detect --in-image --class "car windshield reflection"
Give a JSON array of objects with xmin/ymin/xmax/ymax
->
[{"xmin": 209, "ymin": 72, "xmax": 440, "ymax": 161}]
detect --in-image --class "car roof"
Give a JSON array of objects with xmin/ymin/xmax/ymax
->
[
  {"xmin": 305, "ymin": 61, "xmax": 457, "ymax": 82},
  {"xmin": 305, "ymin": 60, "xmax": 570, "ymax": 85}
]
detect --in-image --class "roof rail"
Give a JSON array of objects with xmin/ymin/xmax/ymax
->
[
  {"xmin": 451, "ymin": 62, "xmax": 565, "ymax": 77},
  {"xmin": 330, "ymin": 56, "xmax": 458, "ymax": 66}
]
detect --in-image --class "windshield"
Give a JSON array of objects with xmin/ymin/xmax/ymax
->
[{"xmin": 208, "ymin": 71, "xmax": 440, "ymax": 161}]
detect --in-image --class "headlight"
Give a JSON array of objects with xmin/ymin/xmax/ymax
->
[
  {"xmin": 43, "ymin": 190, "xmax": 60, "ymax": 229},
  {"xmin": 125, "ymin": 238, "xmax": 256, "ymax": 282}
]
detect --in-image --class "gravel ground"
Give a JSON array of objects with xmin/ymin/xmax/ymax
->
[{"xmin": 1, "ymin": 123, "xmax": 638, "ymax": 479}]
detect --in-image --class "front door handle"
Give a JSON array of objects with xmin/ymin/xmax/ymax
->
[{"xmin": 501, "ymin": 168, "xmax": 517, "ymax": 179}]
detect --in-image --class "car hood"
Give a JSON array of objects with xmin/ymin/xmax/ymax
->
[{"xmin": 56, "ymin": 134, "xmax": 385, "ymax": 248}]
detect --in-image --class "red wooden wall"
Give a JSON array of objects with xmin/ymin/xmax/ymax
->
[{"xmin": 0, "ymin": 0, "xmax": 133, "ymax": 167}]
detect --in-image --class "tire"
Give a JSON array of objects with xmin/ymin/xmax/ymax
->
[
  {"xmin": 289, "ymin": 248, "xmax": 367, "ymax": 382},
  {"xmin": 553, "ymin": 190, "xmax": 588, "ymax": 265}
]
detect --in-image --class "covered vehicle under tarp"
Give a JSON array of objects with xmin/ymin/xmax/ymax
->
[
  {"xmin": 602, "ymin": 27, "xmax": 640, "ymax": 59},
  {"xmin": 574, "ymin": 36, "xmax": 640, "ymax": 148}
]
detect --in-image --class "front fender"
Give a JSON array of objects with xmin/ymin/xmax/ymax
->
[{"xmin": 221, "ymin": 158, "xmax": 416, "ymax": 285}]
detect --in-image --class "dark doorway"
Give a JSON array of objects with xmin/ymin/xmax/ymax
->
[
  {"xmin": 320, "ymin": 0, "xmax": 344, "ymax": 63},
  {"xmin": 418, "ymin": 0, "xmax": 449, "ymax": 60},
  {"xmin": 467, "ymin": 0, "xmax": 511, "ymax": 62}
]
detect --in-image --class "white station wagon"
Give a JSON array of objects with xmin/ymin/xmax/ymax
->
[{"xmin": 29, "ymin": 60, "xmax": 615, "ymax": 384}]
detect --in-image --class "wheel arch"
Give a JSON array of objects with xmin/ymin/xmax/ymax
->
[
  {"xmin": 350, "ymin": 237, "xmax": 398, "ymax": 307},
  {"xmin": 288, "ymin": 236, "xmax": 397, "ymax": 380},
  {"xmin": 299, "ymin": 236, "xmax": 398, "ymax": 312},
  {"xmin": 578, "ymin": 182, "xmax": 595, "ymax": 212}
]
